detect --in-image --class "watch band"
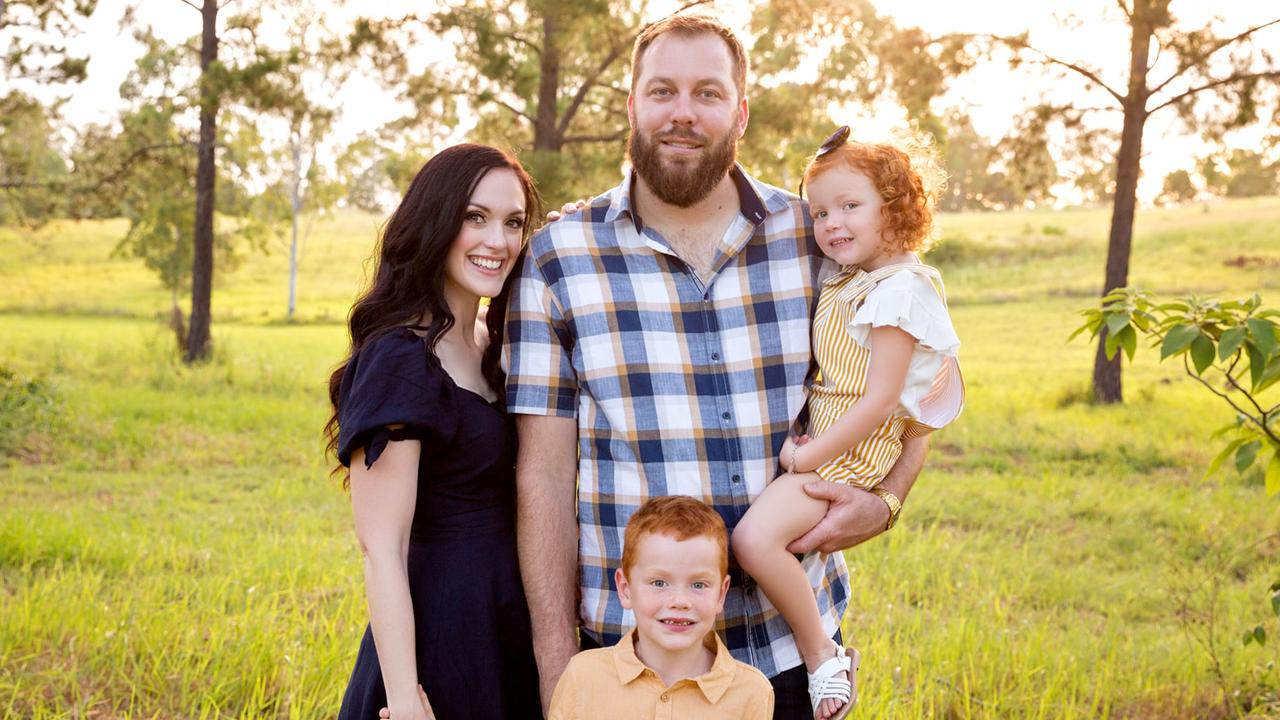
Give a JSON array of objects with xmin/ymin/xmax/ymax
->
[{"xmin": 869, "ymin": 487, "xmax": 902, "ymax": 530}]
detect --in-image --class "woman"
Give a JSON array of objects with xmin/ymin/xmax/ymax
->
[{"xmin": 325, "ymin": 144, "xmax": 542, "ymax": 720}]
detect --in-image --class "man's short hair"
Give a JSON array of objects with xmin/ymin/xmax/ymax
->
[
  {"xmin": 630, "ymin": 13, "xmax": 749, "ymax": 100},
  {"xmin": 621, "ymin": 496, "xmax": 730, "ymax": 578}
]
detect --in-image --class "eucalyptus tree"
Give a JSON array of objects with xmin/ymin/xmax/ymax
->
[
  {"xmin": 985, "ymin": 2, "xmax": 1280, "ymax": 403},
  {"xmin": 0, "ymin": 0, "xmax": 97, "ymax": 83},
  {"xmin": 349, "ymin": 0, "xmax": 968, "ymax": 202}
]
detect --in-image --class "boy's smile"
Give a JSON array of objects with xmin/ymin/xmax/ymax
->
[{"xmin": 616, "ymin": 532, "xmax": 731, "ymax": 671}]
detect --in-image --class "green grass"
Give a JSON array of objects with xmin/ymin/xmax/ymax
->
[{"xmin": 2, "ymin": 198, "xmax": 1279, "ymax": 718}]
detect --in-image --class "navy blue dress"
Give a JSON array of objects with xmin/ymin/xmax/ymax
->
[{"xmin": 335, "ymin": 327, "xmax": 541, "ymax": 720}]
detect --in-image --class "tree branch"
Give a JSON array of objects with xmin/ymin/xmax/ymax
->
[
  {"xmin": 665, "ymin": 0, "xmax": 716, "ymax": 19},
  {"xmin": 1184, "ymin": 355, "xmax": 1278, "ymax": 445},
  {"xmin": 596, "ymin": 82, "xmax": 629, "ymax": 96},
  {"xmin": 2, "ymin": 142, "xmax": 192, "ymax": 193},
  {"xmin": 77, "ymin": 142, "xmax": 194, "ymax": 194},
  {"xmin": 449, "ymin": 7, "xmax": 542, "ymax": 56},
  {"xmin": 1149, "ymin": 18, "xmax": 1280, "ymax": 98},
  {"xmin": 562, "ymin": 130, "xmax": 628, "ymax": 144},
  {"xmin": 485, "ymin": 95, "xmax": 536, "ymax": 124},
  {"xmin": 1148, "ymin": 69, "xmax": 1280, "ymax": 114},
  {"xmin": 1000, "ymin": 36, "xmax": 1126, "ymax": 105},
  {"xmin": 1221, "ymin": 357, "xmax": 1280, "ymax": 446},
  {"xmin": 552, "ymin": 0, "xmax": 713, "ymax": 139},
  {"xmin": 176, "ymin": 0, "xmax": 202, "ymax": 12},
  {"xmin": 557, "ymin": 41, "xmax": 629, "ymax": 138}
]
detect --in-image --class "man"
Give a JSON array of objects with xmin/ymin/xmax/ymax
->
[{"xmin": 505, "ymin": 14, "xmax": 928, "ymax": 718}]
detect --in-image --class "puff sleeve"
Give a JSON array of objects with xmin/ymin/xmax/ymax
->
[
  {"xmin": 847, "ymin": 271, "xmax": 960, "ymax": 355},
  {"xmin": 336, "ymin": 328, "xmax": 458, "ymax": 469},
  {"xmin": 848, "ymin": 270, "xmax": 965, "ymax": 429}
]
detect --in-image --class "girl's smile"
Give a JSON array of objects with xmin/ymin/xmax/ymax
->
[{"xmin": 807, "ymin": 166, "xmax": 906, "ymax": 271}]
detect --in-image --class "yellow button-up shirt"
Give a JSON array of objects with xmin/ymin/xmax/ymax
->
[{"xmin": 548, "ymin": 630, "xmax": 774, "ymax": 720}]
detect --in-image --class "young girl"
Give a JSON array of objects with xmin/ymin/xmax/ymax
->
[
  {"xmin": 732, "ymin": 127, "xmax": 964, "ymax": 720},
  {"xmin": 325, "ymin": 144, "xmax": 543, "ymax": 720}
]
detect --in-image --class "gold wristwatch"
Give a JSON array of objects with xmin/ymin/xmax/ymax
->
[{"xmin": 868, "ymin": 487, "xmax": 902, "ymax": 530}]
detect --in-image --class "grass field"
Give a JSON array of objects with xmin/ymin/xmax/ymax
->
[{"xmin": 2, "ymin": 198, "xmax": 1279, "ymax": 718}]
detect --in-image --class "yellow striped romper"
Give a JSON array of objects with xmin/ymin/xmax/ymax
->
[{"xmin": 806, "ymin": 262, "xmax": 963, "ymax": 488}]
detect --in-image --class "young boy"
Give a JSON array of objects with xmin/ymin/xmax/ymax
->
[{"xmin": 548, "ymin": 496, "xmax": 775, "ymax": 719}]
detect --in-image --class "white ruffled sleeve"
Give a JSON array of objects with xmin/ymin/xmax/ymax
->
[
  {"xmin": 847, "ymin": 269, "xmax": 965, "ymax": 429},
  {"xmin": 846, "ymin": 270, "xmax": 959, "ymax": 355}
]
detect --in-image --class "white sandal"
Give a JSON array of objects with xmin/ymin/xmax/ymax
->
[{"xmin": 807, "ymin": 646, "xmax": 860, "ymax": 720}]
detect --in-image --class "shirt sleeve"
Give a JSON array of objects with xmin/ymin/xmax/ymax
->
[
  {"xmin": 336, "ymin": 329, "xmax": 458, "ymax": 469},
  {"xmin": 547, "ymin": 658, "xmax": 578, "ymax": 720},
  {"xmin": 504, "ymin": 236, "xmax": 579, "ymax": 418},
  {"xmin": 846, "ymin": 270, "xmax": 960, "ymax": 355},
  {"xmin": 746, "ymin": 673, "xmax": 775, "ymax": 719}
]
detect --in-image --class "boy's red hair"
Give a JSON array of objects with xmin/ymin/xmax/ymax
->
[{"xmin": 621, "ymin": 496, "xmax": 729, "ymax": 578}]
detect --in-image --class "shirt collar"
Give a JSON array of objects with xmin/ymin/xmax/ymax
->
[
  {"xmin": 610, "ymin": 629, "xmax": 740, "ymax": 705},
  {"xmin": 604, "ymin": 164, "xmax": 784, "ymax": 232}
]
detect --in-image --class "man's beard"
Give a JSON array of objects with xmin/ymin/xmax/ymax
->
[{"xmin": 628, "ymin": 125, "xmax": 737, "ymax": 208}]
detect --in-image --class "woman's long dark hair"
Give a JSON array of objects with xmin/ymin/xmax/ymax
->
[{"xmin": 324, "ymin": 144, "xmax": 541, "ymax": 480}]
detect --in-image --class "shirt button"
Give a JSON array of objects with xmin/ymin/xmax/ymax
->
[
  {"xmin": 660, "ymin": 693, "xmax": 670, "ymax": 702},
  {"xmin": 732, "ymin": 474, "xmax": 741, "ymax": 483},
  {"xmin": 711, "ymin": 352, "xmax": 720, "ymax": 361},
  {"xmin": 721, "ymin": 411, "xmax": 730, "ymax": 420}
]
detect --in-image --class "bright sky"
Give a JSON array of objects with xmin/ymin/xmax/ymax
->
[{"xmin": 9, "ymin": 0, "xmax": 1279, "ymax": 204}]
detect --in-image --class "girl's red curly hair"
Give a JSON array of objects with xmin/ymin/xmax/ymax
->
[{"xmin": 803, "ymin": 137, "xmax": 945, "ymax": 253}]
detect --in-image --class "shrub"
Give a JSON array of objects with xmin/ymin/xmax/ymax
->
[{"xmin": 0, "ymin": 363, "xmax": 60, "ymax": 461}]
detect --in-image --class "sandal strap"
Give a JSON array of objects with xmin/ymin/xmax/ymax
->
[{"xmin": 807, "ymin": 652, "xmax": 853, "ymax": 711}]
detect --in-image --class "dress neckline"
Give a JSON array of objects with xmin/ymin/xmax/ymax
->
[{"xmin": 399, "ymin": 327, "xmax": 501, "ymax": 407}]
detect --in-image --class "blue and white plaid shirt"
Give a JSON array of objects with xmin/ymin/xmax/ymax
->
[{"xmin": 505, "ymin": 165, "xmax": 848, "ymax": 678}]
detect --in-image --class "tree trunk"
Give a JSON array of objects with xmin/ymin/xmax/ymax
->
[
  {"xmin": 288, "ymin": 136, "xmax": 301, "ymax": 320},
  {"xmin": 186, "ymin": 0, "xmax": 218, "ymax": 363},
  {"xmin": 1092, "ymin": 7, "xmax": 1153, "ymax": 404},
  {"xmin": 533, "ymin": 9, "xmax": 561, "ymax": 151}
]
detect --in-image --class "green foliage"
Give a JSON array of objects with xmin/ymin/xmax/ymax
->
[
  {"xmin": 1201, "ymin": 149, "xmax": 1280, "ymax": 199},
  {"xmin": 1072, "ymin": 288, "xmax": 1280, "ymax": 496},
  {"xmin": 3, "ymin": 198, "xmax": 1280, "ymax": 714},
  {"xmin": 0, "ymin": 363, "xmax": 60, "ymax": 460},
  {"xmin": 77, "ymin": 100, "xmax": 264, "ymax": 299},
  {"xmin": 1159, "ymin": 168, "xmax": 1199, "ymax": 205},
  {"xmin": 1, "ymin": 0, "xmax": 97, "ymax": 83},
  {"xmin": 0, "ymin": 91, "xmax": 69, "ymax": 225},
  {"xmin": 351, "ymin": 1, "xmax": 974, "ymax": 202}
]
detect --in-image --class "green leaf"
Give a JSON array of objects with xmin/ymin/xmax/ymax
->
[
  {"xmin": 1190, "ymin": 334, "xmax": 1215, "ymax": 374},
  {"xmin": 1248, "ymin": 318, "xmax": 1278, "ymax": 356},
  {"xmin": 1268, "ymin": 452, "xmax": 1280, "ymax": 497},
  {"xmin": 1255, "ymin": 357, "xmax": 1280, "ymax": 395},
  {"xmin": 1206, "ymin": 437, "xmax": 1249, "ymax": 479},
  {"xmin": 1119, "ymin": 324, "xmax": 1138, "ymax": 362},
  {"xmin": 1106, "ymin": 313, "xmax": 1130, "ymax": 336},
  {"xmin": 1247, "ymin": 342, "xmax": 1267, "ymax": 389},
  {"xmin": 1105, "ymin": 329, "xmax": 1121, "ymax": 360},
  {"xmin": 1272, "ymin": 582, "xmax": 1280, "ymax": 617},
  {"xmin": 1235, "ymin": 440, "xmax": 1260, "ymax": 474},
  {"xmin": 1243, "ymin": 628, "xmax": 1256, "ymax": 647},
  {"xmin": 1209, "ymin": 422, "xmax": 1240, "ymax": 440},
  {"xmin": 1218, "ymin": 326, "xmax": 1247, "ymax": 360},
  {"xmin": 1067, "ymin": 324, "xmax": 1091, "ymax": 343},
  {"xmin": 1254, "ymin": 625, "xmax": 1267, "ymax": 646},
  {"xmin": 1162, "ymin": 324, "xmax": 1200, "ymax": 359}
]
